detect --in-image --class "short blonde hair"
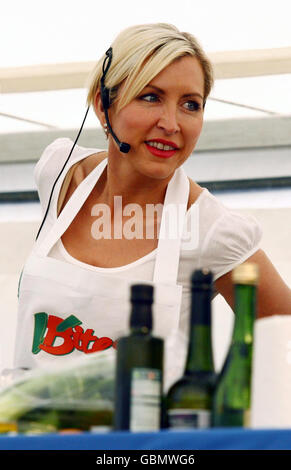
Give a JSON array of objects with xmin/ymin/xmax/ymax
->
[{"xmin": 86, "ymin": 23, "xmax": 214, "ymax": 113}]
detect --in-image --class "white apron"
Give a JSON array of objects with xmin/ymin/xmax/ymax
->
[{"xmin": 14, "ymin": 158, "xmax": 190, "ymax": 391}]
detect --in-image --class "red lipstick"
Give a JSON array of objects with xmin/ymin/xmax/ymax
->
[
  {"xmin": 149, "ymin": 139, "xmax": 178, "ymax": 148},
  {"xmin": 145, "ymin": 139, "xmax": 179, "ymax": 159}
]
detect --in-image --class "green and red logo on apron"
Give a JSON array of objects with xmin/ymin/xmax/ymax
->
[{"xmin": 32, "ymin": 312, "xmax": 116, "ymax": 356}]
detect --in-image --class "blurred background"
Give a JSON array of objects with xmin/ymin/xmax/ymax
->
[{"xmin": 1, "ymin": 0, "xmax": 291, "ymax": 372}]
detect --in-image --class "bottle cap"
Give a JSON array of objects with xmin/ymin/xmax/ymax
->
[
  {"xmin": 130, "ymin": 284, "xmax": 153, "ymax": 330},
  {"xmin": 191, "ymin": 268, "xmax": 213, "ymax": 290},
  {"xmin": 232, "ymin": 262, "xmax": 259, "ymax": 285},
  {"xmin": 130, "ymin": 284, "xmax": 154, "ymax": 303}
]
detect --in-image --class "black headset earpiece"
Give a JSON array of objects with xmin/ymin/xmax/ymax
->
[
  {"xmin": 100, "ymin": 47, "xmax": 131, "ymax": 154},
  {"xmin": 100, "ymin": 48, "xmax": 112, "ymax": 110}
]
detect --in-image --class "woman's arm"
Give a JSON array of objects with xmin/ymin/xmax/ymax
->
[{"xmin": 215, "ymin": 249, "xmax": 291, "ymax": 318}]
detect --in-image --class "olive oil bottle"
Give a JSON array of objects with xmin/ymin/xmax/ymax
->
[
  {"xmin": 166, "ymin": 269, "xmax": 216, "ymax": 429},
  {"xmin": 114, "ymin": 284, "xmax": 164, "ymax": 431},
  {"xmin": 212, "ymin": 262, "xmax": 259, "ymax": 427}
]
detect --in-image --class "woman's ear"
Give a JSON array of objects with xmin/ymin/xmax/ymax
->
[
  {"xmin": 94, "ymin": 90, "xmax": 109, "ymax": 139},
  {"xmin": 93, "ymin": 90, "xmax": 105, "ymax": 124}
]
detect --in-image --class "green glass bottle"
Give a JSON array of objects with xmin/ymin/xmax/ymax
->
[
  {"xmin": 166, "ymin": 269, "xmax": 216, "ymax": 429},
  {"xmin": 212, "ymin": 262, "xmax": 259, "ymax": 427},
  {"xmin": 114, "ymin": 284, "xmax": 164, "ymax": 431}
]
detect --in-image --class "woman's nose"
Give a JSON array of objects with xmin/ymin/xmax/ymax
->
[{"xmin": 156, "ymin": 105, "xmax": 180, "ymax": 135}]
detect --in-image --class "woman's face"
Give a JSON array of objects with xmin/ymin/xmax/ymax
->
[{"xmin": 102, "ymin": 55, "xmax": 205, "ymax": 180}]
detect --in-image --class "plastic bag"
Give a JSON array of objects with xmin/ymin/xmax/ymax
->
[{"xmin": 0, "ymin": 349, "xmax": 116, "ymax": 434}]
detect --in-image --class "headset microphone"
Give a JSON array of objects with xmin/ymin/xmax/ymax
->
[
  {"xmin": 101, "ymin": 47, "xmax": 131, "ymax": 154},
  {"xmin": 103, "ymin": 107, "xmax": 130, "ymax": 153}
]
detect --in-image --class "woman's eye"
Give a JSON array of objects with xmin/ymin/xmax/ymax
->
[
  {"xmin": 140, "ymin": 93, "xmax": 159, "ymax": 103},
  {"xmin": 183, "ymin": 101, "xmax": 201, "ymax": 112}
]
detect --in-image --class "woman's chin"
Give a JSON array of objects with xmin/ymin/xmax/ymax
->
[{"xmin": 137, "ymin": 161, "xmax": 177, "ymax": 181}]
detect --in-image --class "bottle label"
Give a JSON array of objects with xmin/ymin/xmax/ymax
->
[
  {"xmin": 129, "ymin": 368, "xmax": 161, "ymax": 432},
  {"xmin": 168, "ymin": 409, "xmax": 210, "ymax": 429}
]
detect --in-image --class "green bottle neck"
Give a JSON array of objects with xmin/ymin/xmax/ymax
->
[
  {"xmin": 232, "ymin": 284, "xmax": 256, "ymax": 344},
  {"xmin": 184, "ymin": 289, "xmax": 214, "ymax": 375},
  {"xmin": 130, "ymin": 326, "xmax": 151, "ymax": 336},
  {"xmin": 130, "ymin": 303, "xmax": 152, "ymax": 335}
]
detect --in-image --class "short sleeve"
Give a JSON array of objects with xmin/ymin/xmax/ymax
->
[
  {"xmin": 200, "ymin": 210, "xmax": 263, "ymax": 281},
  {"xmin": 33, "ymin": 138, "xmax": 74, "ymax": 214}
]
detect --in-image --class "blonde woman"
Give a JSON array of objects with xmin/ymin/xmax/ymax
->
[{"xmin": 15, "ymin": 23, "xmax": 291, "ymax": 391}]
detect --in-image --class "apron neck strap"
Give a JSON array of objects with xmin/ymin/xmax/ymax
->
[
  {"xmin": 36, "ymin": 158, "xmax": 108, "ymax": 257},
  {"xmin": 153, "ymin": 167, "xmax": 189, "ymax": 285}
]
